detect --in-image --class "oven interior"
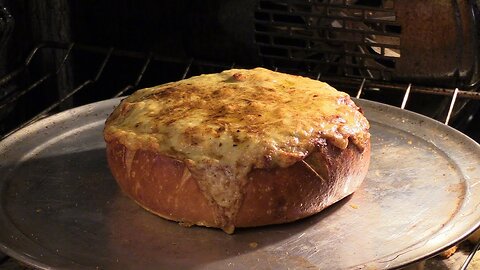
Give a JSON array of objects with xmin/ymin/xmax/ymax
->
[{"xmin": 0, "ymin": 0, "xmax": 479, "ymax": 268}]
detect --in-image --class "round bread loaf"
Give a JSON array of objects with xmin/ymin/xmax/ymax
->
[{"xmin": 104, "ymin": 68, "xmax": 371, "ymax": 233}]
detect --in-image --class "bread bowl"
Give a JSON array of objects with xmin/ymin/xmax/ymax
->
[{"xmin": 103, "ymin": 67, "xmax": 371, "ymax": 233}]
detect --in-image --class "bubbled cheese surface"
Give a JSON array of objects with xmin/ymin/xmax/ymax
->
[{"xmin": 104, "ymin": 67, "xmax": 370, "ymax": 231}]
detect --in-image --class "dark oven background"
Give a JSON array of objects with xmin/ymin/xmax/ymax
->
[{"xmin": 0, "ymin": 0, "xmax": 480, "ymax": 141}]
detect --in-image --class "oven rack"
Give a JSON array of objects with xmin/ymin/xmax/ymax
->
[
  {"xmin": 1, "ymin": 42, "xmax": 480, "ymax": 140},
  {"xmin": 0, "ymin": 41, "xmax": 479, "ymax": 269}
]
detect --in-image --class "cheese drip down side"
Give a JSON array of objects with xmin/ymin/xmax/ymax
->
[{"xmin": 104, "ymin": 67, "xmax": 370, "ymax": 231}]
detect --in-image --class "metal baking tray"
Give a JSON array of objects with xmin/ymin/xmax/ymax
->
[{"xmin": 0, "ymin": 98, "xmax": 479, "ymax": 269}]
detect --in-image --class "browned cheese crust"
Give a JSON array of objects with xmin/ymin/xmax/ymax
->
[{"xmin": 104, "ymin": 68, "xmax": 371, "ymax": 233}]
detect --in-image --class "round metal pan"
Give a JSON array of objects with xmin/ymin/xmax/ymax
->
[{"xmin": 0, "ymin": 98, "xmax": 479, "ymax": 270}]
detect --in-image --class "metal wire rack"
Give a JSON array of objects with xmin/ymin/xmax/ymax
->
[
  {"xmin": 2, "ymin": 41, "xmax": 480, "ymax": 140},
  {"xmin": 254, "ymin": 0, "xmax": 401, "ymax": 81},
  {"xmin": 0, "ymin": 41, "xmax": 479, "ymax": 269}
]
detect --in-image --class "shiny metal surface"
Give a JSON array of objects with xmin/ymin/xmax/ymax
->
[{"xmin": 0, "ymin": 98, "xmax": 479, "ymax": 269}]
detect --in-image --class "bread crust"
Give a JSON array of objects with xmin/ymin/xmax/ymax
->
[{"xmin": 105, "ymin": 138, "xmax": 370, "ymax": 230}]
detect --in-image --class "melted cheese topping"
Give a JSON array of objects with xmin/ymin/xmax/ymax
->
[{"xmin": 104, "ymin": 68, "xmax": 370, "ymax": 231}]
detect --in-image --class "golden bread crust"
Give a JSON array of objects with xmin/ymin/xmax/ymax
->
[{"xmin": 106, "ymin": 139, "xmax": 370, "ymax": 231}]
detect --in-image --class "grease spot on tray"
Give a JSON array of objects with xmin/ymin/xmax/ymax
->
[{"xmin": 446, "ymin": 183, "xmax": 464, "ymax": 194}]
